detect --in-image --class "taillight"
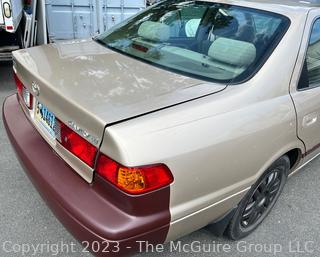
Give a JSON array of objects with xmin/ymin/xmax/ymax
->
[
  {"xmin": 96, "ymin": 154, "xmax": 174, "ymax": 195},
  {"xmin": 14, "ymin": 73, "xmax": 33, "ymax": 109},
  {"xmin": 14, "ymin": 73, "xmax": 23, "ymax": 94},
  {"xmin": 56, "ymin": 120, "xmax": 97, "ymax": 167},
  {"xmin": 6, "ymin": 26, "xmax": 13, "ymax": 31}
]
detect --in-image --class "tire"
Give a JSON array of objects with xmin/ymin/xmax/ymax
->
[{"xmin": 225, "ymin": 155, "xmax": 290, "ymax": 240}]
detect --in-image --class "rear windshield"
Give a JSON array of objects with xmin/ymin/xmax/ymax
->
[{"xmin": 95, "ymin": 1, "xmax": 290, "ymax": 84}]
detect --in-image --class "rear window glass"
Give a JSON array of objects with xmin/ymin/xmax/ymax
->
[{"xmin": 96, "ymin": 1, "xmax": 290, "ymax": 84}]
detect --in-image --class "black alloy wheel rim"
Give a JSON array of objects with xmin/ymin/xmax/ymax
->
[{"xmin": 240, "ymin": 168, "xmax": 283, "ymax": 229}]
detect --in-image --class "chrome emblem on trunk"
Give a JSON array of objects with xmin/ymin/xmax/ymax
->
[
  {"xmin": 67, "ymin": 121, "xmax": 100, "ymax": 146},
  {"xmin": 31, "ymin": 81, "xmax": 40, "ymax": 96}
]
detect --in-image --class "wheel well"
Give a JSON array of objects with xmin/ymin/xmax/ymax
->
[{"xmin": 285, "ymin": 148, "xmax": 301, "ymax": 170}]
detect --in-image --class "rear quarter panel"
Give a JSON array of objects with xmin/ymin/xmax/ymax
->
[{"xmin": 102, "ymin": 87, "xmax": 303, "ymax": 241}]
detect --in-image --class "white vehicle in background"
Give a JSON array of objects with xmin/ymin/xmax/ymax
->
[
  {"xmin": 0, "ymin": 0, "xmax": 23, "ymax": 32},
  {"xmin": 0, "ymin": 0, "xmax": 24, "ymax": 61}
]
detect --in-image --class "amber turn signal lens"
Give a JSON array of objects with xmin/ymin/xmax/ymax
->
[{"xmin": 117, "ymin": 167, "xmax": 146, "ymax": 191}]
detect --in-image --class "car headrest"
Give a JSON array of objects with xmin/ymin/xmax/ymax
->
[
  {"xmin": 208, "ymin": 37, "xmax": 256, "ymax": 67},
  {"xmin": 138, "ymin": 21, "xmax": 170, "ymax": 42},
  {"xmin": 185, "ymin": 19, "xmax": 201, "ymax": 37}
]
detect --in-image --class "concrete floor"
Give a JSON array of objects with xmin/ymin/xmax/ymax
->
[{"xmin": 1, "ymin": 62, "xmax": 320, "ymax": 257}]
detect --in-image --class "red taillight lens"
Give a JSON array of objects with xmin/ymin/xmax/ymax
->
[
  {"xmin": 14, "ymin": 73, "xmax": 23, "ymax": 95},
  {"xmin": 96, "ymin": 154, "xmax": 174, "ymax": 195},
  {"xmin": 6, "ymin": 26, "xmax": 13, "ymax": 31},
  {"xmin": 14, "ymin": 73, "xmax": 33, "ymax": 109},
  {"xmin": 56, "ymin": 120, "xmax": 97, "ymax": 167}
]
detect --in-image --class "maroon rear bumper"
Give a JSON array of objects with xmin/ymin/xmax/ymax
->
[{"xmin": 2, "ymin": 95, "xmax": 170, "ymax": 257}]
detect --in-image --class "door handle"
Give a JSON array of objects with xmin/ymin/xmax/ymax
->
[{"xmin": 303, "ymin": 113, "xmax": 318, "ymax": 127}]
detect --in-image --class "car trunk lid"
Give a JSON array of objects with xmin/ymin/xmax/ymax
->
[{"xmin": 12, "ymin": 39, "xmax": 227, "ymax": 182}]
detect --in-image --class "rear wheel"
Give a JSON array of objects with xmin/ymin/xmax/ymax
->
[{"xmin": 226, "ymin": 155, "xmax": 290, "ymax": 240}]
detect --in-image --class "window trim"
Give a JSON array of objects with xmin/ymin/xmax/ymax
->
[{"xmin": 297, "ymin": 16, "xmax": 320, "ymax": 91}]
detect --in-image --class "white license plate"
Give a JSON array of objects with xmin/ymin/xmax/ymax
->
[{"xmin": 35, "ymin": 102, "xmax": 56, "ymax": 139}]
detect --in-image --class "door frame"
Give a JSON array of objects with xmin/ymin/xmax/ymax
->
[{"xmin": 290, "ymin": 9, "xmax": 320, "ymax": 163}]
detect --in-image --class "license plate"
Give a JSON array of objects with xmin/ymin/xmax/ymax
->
[{"xmin": 35, "ymin": 102, "xmax": 56, "ymax": 139}]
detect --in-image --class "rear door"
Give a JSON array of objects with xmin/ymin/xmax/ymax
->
[{"xmin": 290, "ymin": 10, "xmax": 320, "ymax": 160}]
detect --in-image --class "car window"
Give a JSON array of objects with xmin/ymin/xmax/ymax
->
[
  {"xmin": 159, "ymin": 5, "xmax": 207, "ymax": 38},
  {"xmin": 96, "ymin": 0, "xmax": 290, "ymax": 84},
  {"xmin": 302, "ymin": 19, "xmax": 320, "ymax": 88},
  {"xmin": 252, "ymin": 14, "xmax": 281, "ymax": 35}
]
